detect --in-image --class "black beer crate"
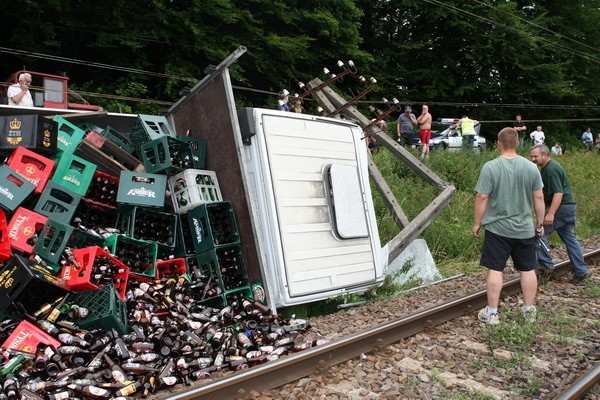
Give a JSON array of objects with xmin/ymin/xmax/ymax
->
[
  {"xmin": 0, "ymin": 254, "xmax": 68, "ymax": 317},
  {"xmin": 72, "ymin": 198, "xmax": 119, "ymax": 232},
  {"xmin": 0, "ymin": 114, "xmax": 57, "ymax": 156}
]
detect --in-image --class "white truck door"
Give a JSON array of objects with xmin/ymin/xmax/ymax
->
[{"xmin": 249, "ymin": 111, "xmax": 381, "ymax": 304}]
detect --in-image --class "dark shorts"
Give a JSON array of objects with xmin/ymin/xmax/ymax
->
[
  {"xmin": 480, "ymin": 230, "xmax": 536, "ymax": 272},
  {"xmin": 420, "ymin": 129, "xmax": 431, "ymax": 144}
]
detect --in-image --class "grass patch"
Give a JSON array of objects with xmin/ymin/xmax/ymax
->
[
  {"xmin": 517, "ymin": 376, "xmax": 543, "ymax": 396},
  {"xmin": 401, "ymin": 378, "xmax": 420, "ymax": 390},
  {"xmin": 542, "ymin": 315, "xmax": 588, "ymax": 346},
  {"xmin": 445, "ymin": 389, "xmax": 497, "ymax": 400},
  {"xmin": 372, "ymin": 147, "xmax": 600, "ymax": 275},
  {"xmin": 482, "ymin": 310, "xmax": 536, "ymax": 352},
  {"xmin": 584, "ymin": 278, "xmax": 600, "ymax": 298}
]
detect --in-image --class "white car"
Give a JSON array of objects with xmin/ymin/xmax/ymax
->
[{"xmin": 430, "ymin": 127, "xmax": 486, "ymax": 152}]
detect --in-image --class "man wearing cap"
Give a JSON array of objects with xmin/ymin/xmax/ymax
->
[
  {"xmin": 277, "ymin": 92, "xmax": 290, "ymax": 112},
  {"xmin": 396, "ymin": 106, "xmax": 417, "ymax": 146}
]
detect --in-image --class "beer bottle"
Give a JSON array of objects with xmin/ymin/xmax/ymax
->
[
  {"xmin": 0, "ymin": 355, "xmax": 26, "ymax": 376},
  {"xmin": 113, "ymin": 381, "xmax": 142, "ymax": 397},
  {"xmin": 78, "ymin": 385, "xmax": 113, "ymax": 400},
  {"xmin": 103, "ymin": 354, "xmax": 127, "ymax": 383},
  {"xmin": 32, "ymin": 296, "xmax": 65, "ymax": 319}
]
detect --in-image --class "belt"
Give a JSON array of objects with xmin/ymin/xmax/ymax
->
[{"xmin": 561, "ymin": 202, "xmax": 576, "ymax": 205}]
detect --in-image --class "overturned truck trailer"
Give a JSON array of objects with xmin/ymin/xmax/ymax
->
[
  {"xmin": 166, "ymin": 47, "xmax": 453, "ymax": 310},
  {"xmin": 167, "ymin": 48, "xmax": 382, "ymax": 309}
]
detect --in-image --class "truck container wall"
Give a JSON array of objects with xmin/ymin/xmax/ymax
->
[{"xmin": 167, "ymin": 55, "xmax": 383, "ymax": 308}]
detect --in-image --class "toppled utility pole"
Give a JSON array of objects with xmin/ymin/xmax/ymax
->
[{"xmin": 305, "ymin": 78, "xmax": 455, "ymax": 262}]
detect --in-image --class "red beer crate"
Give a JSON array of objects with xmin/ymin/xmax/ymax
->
[
  {"xmin": 7, "ymin": 207, "xmax": 48, "ymax": 255},
  {"xmin": 59, "ymin": 246, "xmax": 129, "ymax": 300},
  {"xmin": 5, "ymin": 146, "xmax": 56, "ymax": 195},
  {"xmin": 0, "ymin": 209, "xmax": 11, "ymax": 262},
  {"xmin": 1, "ymin": 320, "xmax": 61, "ymax": 355},
  {"xmin": 155, "ymin": 258, "xmax": 188, "ymax": 281}
]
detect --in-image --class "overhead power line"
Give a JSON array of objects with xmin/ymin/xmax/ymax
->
[
  {"xmin": 471, "ymin": 0, "xmax": 600, "ymax": 54},
  {"xmin": 0, "ymin": 47, "xmax": 196, "ymax": 82},
  {"xmin": 419, "ymin": 0, "xmax": 600, "ymax": 65}
]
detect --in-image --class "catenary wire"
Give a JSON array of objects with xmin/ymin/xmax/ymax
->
[
  {"xmin": 419, "ymin": 0, "xmax": 600, "ymax": 64},
  {"xmin": 471, "ymin": 0, "xmax": 600, "ymax": 54}
]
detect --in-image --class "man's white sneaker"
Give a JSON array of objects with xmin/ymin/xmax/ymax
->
[
  {"xmin": 478, "ymin": 307, "xmax": 500, "ymax": 325},
  {"xmin": 521, "ymin": 305, "xmax": 537, "ymax": 323}
]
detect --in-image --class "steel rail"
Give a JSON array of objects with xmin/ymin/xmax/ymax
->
[
  {"xmin": 161, "ymin": 249, "xmax": 600, "ymax": 400},
  {"xmin": 555, "ymin": 363, "xmax": 600, "ymax": 400}
]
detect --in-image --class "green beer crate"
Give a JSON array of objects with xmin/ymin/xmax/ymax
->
[
  {"xmin": 33, "ymin": 181, "xmax": 82, "ymax": 224},
  {"xmin": 116, "ymin": 171, "xmax": 167, "ymax": 210},
  {"xmin": 0, "ymin": 165, "xmax": 35, "ymax": 213},
  {"xmin": 130, "ymin": 114, "xmax": 176, "ymax": 153},
  {"xmin": 101, "ymin": 126, "xmax": 135, "ymax": 154},
  {"xmin": 53, "ymin": 116, "xmax": 86, "ymax": 156},
  {"xmin": 140, "ymin": 136, "xmax": 193, "ymax": 175},
  {"xmin": 105, "ymin": 234, "xmax": 157, "ymax": 279},
  {"xmin": 51, "ymin": 153, "xmax": 97, "ymax": 196},
  {"xmin": 184, "ymin": 201, "xmax": 240, "ymax": 254},
  {"xmin": 32, "ymin": 218, "xmax": 74, "ymax": 270},
  {"xmin": 70, "ymin": 284, "xmax": 129, "ymax": 335},
  {"xmin": 176, "ymin": 135, "xmax": 207, "ymax": 170},
  {"xmin": 196, "ymin": 243, "xmax": 249, "ymax": 292}
]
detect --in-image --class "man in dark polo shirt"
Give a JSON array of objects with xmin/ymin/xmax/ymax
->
[
  {"xmin": 530, "ymin": 144, "xmax": 591, "ymax": 284},
  {"xmin": 512, "ymin": 114, "xmax": 527, "ymax": 146}
]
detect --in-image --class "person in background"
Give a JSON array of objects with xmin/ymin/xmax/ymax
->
[
  {"xmin": 473, "ymin": 127, "xmax": 545, "ymax": 325},
  {"xmin": 551, "ymin": 142, "xmax": 563, "ymax": 156},
  {"xmin": 417, "ymin": 105, "xmax": 432, "ymax": 159},
  {"xmin": 530, "ymin": 126, "xmax": 545, "ymax": 145},
  {"xmin": 581, "ymin": 127, "xmax": 593, "ymax": 152},
  {"xmin": 277, "ymin": 92, "xmax": 290, "ymax": 112},
  {"xmin": 530, "ymin": 144, "xmax": 591, "ymax": 284},
  {"xmin": 596, "ymin": 132, "xmax": 600, "ymax": 153},
  {"xmin": 451, "ymin": 115, "xmax": 479, "ymax": 150},
  {"xmin": 396, "ymin": 106, "xmax": 417, "ymax": 146},
  {"xmin": 512, "ymin": 114, "xmax": 527, "ymax": 146},
  {"xmin": 364, "ymin": 119, "xmax": 387, "ymax": 154},
  {"xmin": 290, "ymin": 96, "xmax": 304, "ymax": 113},
  {"xmin": 7, "ymin": 72, "xmax": 34, "ymax": 107}
]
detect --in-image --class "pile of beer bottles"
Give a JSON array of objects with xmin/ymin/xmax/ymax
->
[{"xmin": 0, "ymin": 114, "xmax": 319, "ymax": 399}]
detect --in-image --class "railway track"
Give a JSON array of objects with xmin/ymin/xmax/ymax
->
[{"xmin": 160, "ymin": 249, "xmax": 600, "ymax": 400}]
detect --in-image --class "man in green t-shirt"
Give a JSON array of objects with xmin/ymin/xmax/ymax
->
[
  {"xmin": 473, "ymin": 127, "xmax": 546, "ymax": 325},
  {"xmin": 530, "ymin": 144, "xmax": 591, "ymax": 284}
]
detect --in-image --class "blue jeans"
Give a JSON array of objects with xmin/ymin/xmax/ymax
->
[{"xmin": 537, "ymin": 204, "xmax": 589, "ymax": 277}]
